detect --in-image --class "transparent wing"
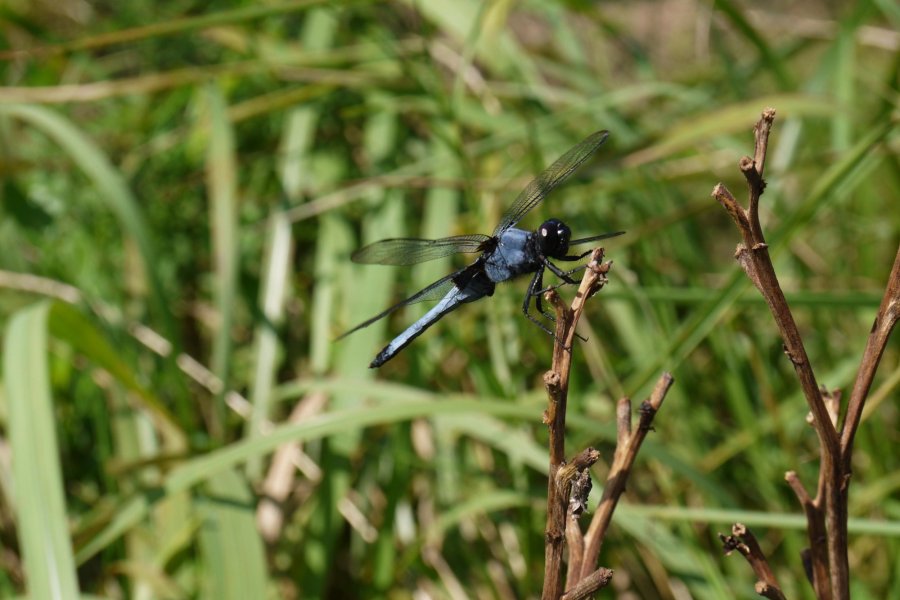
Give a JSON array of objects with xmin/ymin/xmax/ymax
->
[
  {"xmin": 351, "ymin": 234, "xmax": 489, "ymax": 266},
  {"xmin": 494, "ymin": 130, "xmax": 609, "ymax": 236},
  {"xmin": 336, "ymin": 272, "xmax": 458, "ymax": 340}
]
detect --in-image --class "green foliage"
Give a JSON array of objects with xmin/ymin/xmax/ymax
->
[{"xmin": 1, "ymin": 0, "xmax": 898, "ymax": 597}]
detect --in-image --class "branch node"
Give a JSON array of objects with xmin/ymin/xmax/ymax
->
[
  {"xmin": 782, "ymin": 343, "xmax": 806, "ymax": 366},
  {"xmin": 740, "ymin": 157, "xmax": 766, "ymax": 188},
  {"xmin": 544, "ymin": 370, "xmax": 562, "ymax": 395}
]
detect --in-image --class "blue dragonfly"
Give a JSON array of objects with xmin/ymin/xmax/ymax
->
[{"xmin": 341, "ymin": 130, "xmax": 623, "ymax": 368}]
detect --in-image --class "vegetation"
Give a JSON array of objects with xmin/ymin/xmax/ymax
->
[{"xmin": 1, "ymin": 1, "xmax": 898, "ymax": 598}]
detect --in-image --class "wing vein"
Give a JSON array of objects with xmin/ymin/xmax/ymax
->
[{"xmin": 351, "ymin": 234, "xmax": 489, "ymax": 266}]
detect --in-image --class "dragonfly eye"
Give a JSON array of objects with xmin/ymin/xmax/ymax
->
[{"xmin": 538, "ymin": 219, "xmax": 571, "ymax": 257}]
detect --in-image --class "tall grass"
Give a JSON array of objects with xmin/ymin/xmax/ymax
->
[{"xmin": 1, "ymin": 1, "xmax": 898, "ymax": 597}]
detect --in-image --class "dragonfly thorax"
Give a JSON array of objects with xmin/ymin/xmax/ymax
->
[{"xmin": 536, "ymin": 218, "xmax": 571, "ymax": 258}]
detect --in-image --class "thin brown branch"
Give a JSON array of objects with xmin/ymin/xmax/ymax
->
[
  {"xmin": 786, "ymin": 471, "xmax": 830, "ymax": 598},
  {"xmin": 841, "ymin": 242, "xmax": 900, "ymax": 456},
  {"xmin": 713, "ymin": 183, "xmax": 754, "ymax": 248},
  {"xmin": 720, "ymin": 523, "xmax": 786, "ymax": 600},
  {"xmin": 747, "ymin": 107, "xmax": 776, "ymax": 237},
  {"xmin": 540, "ymin": 253, "xmax": 673, "ymax": 597},
  {"xmin": 564, "ymin": 509, "xmax": 585, "ymax": 586},
  {"xmin": 542, "ymin": 249, "xmax": 612, "ymax": 600},
  {"xmin": 712, "ymin": 109, "xmax": 836, "ymax": 453},
  {"xmin": 753, "ymin": 107, "xmax": 776, "ymax": 178},
  {"xmin": 560, "ymin": 567, "xmax": 614, "ymax": 600},
  {"xmin": 614, "ymin": 396, "xmax": 631, "ymax": 454},
  {"xmin": 577, "ymin": 372, "xmax": 674, "ymax": 581},
  {"xmin": 711, "ymin": 181, "xmax": 837, "ymax": 454},
  {"xmin": 741, "ymin": 156, "xmax": 767, "ymax": 243},
  {"xmin": 713, "ymin": 108, "xmax": 849, "ymax": 599},
  {"xmin": 565, "ymin": 468, "xmax": 593, "ymax": 584}
]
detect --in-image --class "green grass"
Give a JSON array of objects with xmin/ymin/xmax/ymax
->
[{"xmin": 1, "ymin": 1, "xmax": 899, "ymax": 598}]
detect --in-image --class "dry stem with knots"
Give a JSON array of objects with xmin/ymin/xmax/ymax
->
[
  {"xmin": 538, "ymin": 247, "xmax": 674, "ymax": 599},
  {"xmin": 713, "ymin": 108, "xmax": 900, "ymax": 600}
]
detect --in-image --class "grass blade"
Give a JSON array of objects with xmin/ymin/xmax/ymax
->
[
  {"xmin": 203, "ymin": 85, "xmax": 240, "ymax": 437},
  {"xmin": 3, "ymin": 302, "xmax": 80, "ymax": 599},
  {"xmin": 198, "ymin": 469, "xmax": 270, "ymax": 599}
]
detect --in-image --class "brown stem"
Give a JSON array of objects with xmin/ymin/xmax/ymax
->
[
  {"xmin": 542, "ymin": 249, "xmax": 612, "ymax": 600},
  {"xmin": 841, "ymin": 243, "xmax": 900, "ymax": 457},
  {"xmin": 786, "ymin": 471, "xmax": 830, "ymax": 598},
  {"xmin": 748, "ymin": 107, "xmax": 775, "ymax": 237},
  {"xmin": 577, "ymin": 372, "xmax": 674, "ymax": 581},
  {"xmin": 709, "ymin": 189, "xmax": 838, "ymax": 454},
  {"xmin": 720, "ymin": 523, "xmax": 786, "ymax": 600},
  {"xmin": 560, "ymin": 567, "xmax": 614, "ymax": 600},
  {"xmin": 713, "ymin": 108, "xmax": 850, "ymax": 599},
  {"xmin": 565, "ymin": 503, "xmax": 586, "ymax": 584},
  {"xmin": 825, "ymin": 242, "xmax": 900, "ymax": 598},
  {"xmin": 614, "ymin": 395, "xmax": 631, "ymax": 458},
  {"xmin": 565, "ymin": 463, "xmax": 595, "ymax": 584}
]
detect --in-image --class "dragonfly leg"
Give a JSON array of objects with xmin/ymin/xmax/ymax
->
[
  {"xmin": 559, "ymin": 264, "xmax": 587, "ymax": 278},
  {"xmin": 522, "ymin": 270, "xmax": 555, "ymax": 335},
  {"xmin": 543, "ymin": 258, "xmax": 581, "ymax": 285},
  {"xmin": 524, "ymin": 269, "xmax": 587, "ymax": 344},
  {"xmin": 530, "ymin": 268, "xmax": 559, "ymax": 323},
  {"xmin": 531, "ymin": 287, "xmax": 589, "ymax": 343}
]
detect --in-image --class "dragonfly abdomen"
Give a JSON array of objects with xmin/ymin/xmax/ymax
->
[{"xmin": 370, "ymin": 272, "xmax": 496, "ymax": 368}]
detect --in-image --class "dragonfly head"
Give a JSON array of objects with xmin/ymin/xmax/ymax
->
[{"xmin": 537, "ymin": 218, "xmax": 571, "ymax": 258}]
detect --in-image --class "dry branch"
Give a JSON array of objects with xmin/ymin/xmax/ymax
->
[
  {"xmin": 560, "ymin": 566, "xmax": 615, "ymax": 600},
  {"xmin": 542, "ymin": 248, "xmax": 613, "ymax": 600},
  {"xmin": 711, "ymin": 107, "xmax": 899, "ymax": 599},
  {"xmin": 711, "ymin": 108, "xmax": 846, "ymax": 598},
  {"xmin": 720, "ymin": 523, "xmax": 787, "ymax": 600},
  {"xmin": 539, "ymin": 244, "xmax": 676, "ymax": 598},
  {"xmin": 577, "ymin": 373, "xmax": 674, "ymax": 581},
  {"xmin": 841, "ymin": 244, "xmax": 900, "ymax": 456}
]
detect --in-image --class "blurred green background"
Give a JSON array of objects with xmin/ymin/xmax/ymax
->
[{"xmin": 1, "ymin": 0, "xmax": 898, "ymax": 598}]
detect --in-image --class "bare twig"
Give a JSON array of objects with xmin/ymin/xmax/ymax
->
[
  {"xmin": 712, "ymin": 108, "xmax": 855, "ymax": 599},
  {"xmin": 540, "ymin": 251, "xmax": 674, "ymax": 598},
  {"xmin": 564, "ymin": 474, "xmax": 589, "ymax": 584},
  {"xmin": 841, "ymin": 243, "xmax": 900, "ymax": 457},
  {"xmin": 577, "ymin": 372, "xmax": 675, "ymax": 581},
  {"xmin": 720, "ymin": 523, "xmax": 787, "ymax": 600},
  {"xmin": 615, "ymin": 394, "xmax": 631, "ymax": 450},
  {"xmin": 542, "ymin": 249, "xmax": 612, "ymax": 600},
  {"xmin": 560, "ymin": 567, "xmax": 614, "ymax": 600},
  {"xmin": 564, "ymin": 455, "xmax": 596, "ymax": 584},
  {"xmin": 785, "ymin": 470, "xmax": 829, "ymax": 593}
]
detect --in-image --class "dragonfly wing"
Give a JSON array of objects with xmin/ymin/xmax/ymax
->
[
  {"xmin": 336, "ymin": 271, "xmax": 459, "ymax": 340},
  {"xmin": 351, "ymin": 234, "xmax": 489, "ymax": 266},
  {"xmin": 493, "ymin": 130, "xmax": 609, "ymax": 236}
]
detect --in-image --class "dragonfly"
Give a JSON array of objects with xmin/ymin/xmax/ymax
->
[{"xmin": 341, "ymin": 130, "xmax": 623, "ymax": 368}]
